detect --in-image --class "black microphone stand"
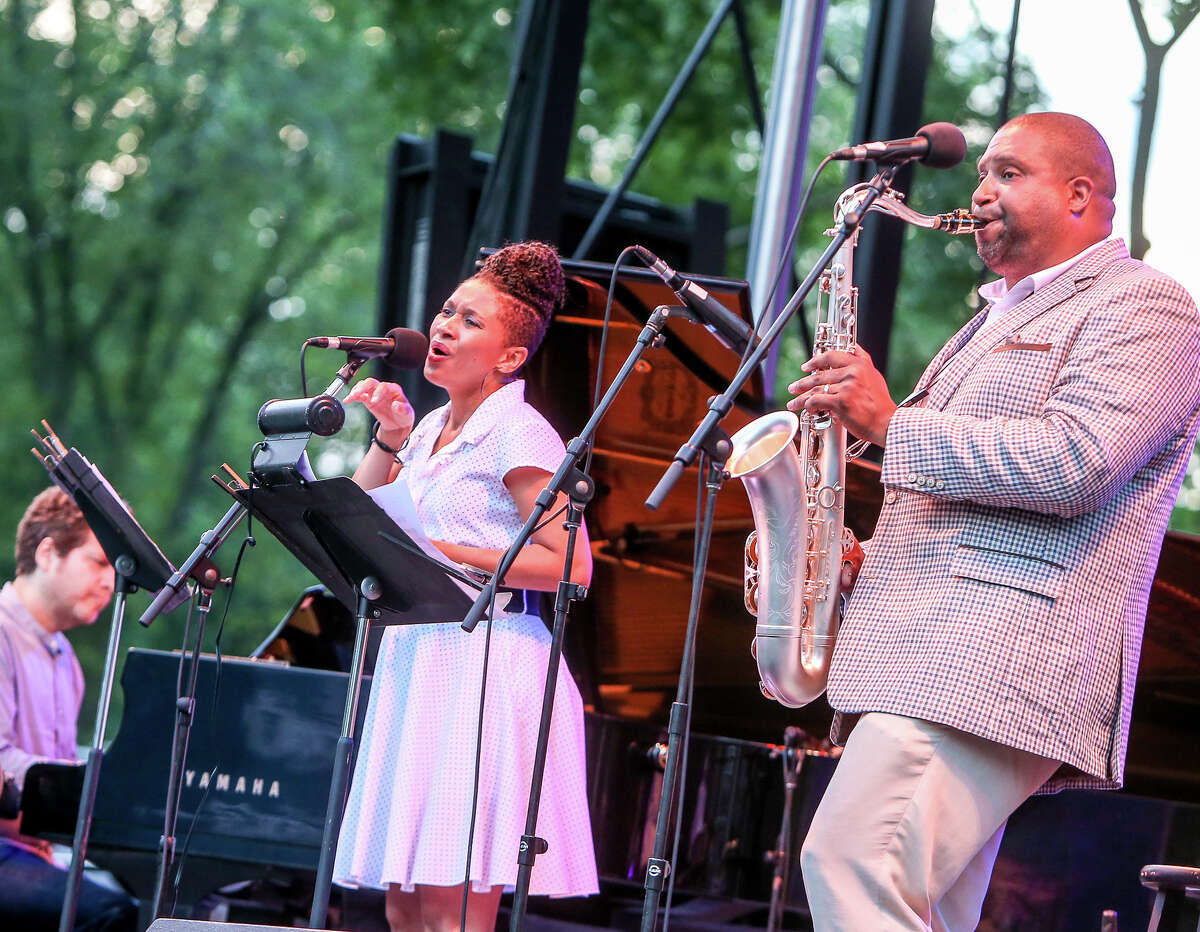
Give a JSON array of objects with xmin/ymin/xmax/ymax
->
[
  {"xmin": 139, "ymin": 353, "xmax": 371, "ymax": 922},
  {"xmin": 637, "ymin": 162, "xmax": 900, "ymax": 932},
  {"xmin": 452, "ymin": 305, "xmax": 678, "ymax": 931},
  {"xmin": 149, "ymin": 562, "xmax": 223, "ymax": 920},
  {"xmin": 765, "ymin": 727, "xmax": 806, "ymax": 932},
  {"xmin": 507, "ymin": 468, "xmax": 592, "ymax": 930},
  {"xmin": 28, "ymin": 425, "xmax": 185, "ymax": 932},
  {"xmin": 637, "ymin": 445, "xmax": 727, "ymax": 932},
  {"xmin": 137, "ymin": 450, "xmax": 246, "ymax": 923}
]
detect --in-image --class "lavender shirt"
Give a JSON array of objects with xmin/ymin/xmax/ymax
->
[{"xmin": 0, "ymin": 582, "xmax": 84, "ymax": 789}]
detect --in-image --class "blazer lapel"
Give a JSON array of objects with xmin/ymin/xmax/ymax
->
[
  {"xmin": 923, "ymin": 240, "xmax": 1130, "ymax": 410},
  {"xmin": 914, "ymin": 309, "xmax": 989, "ymax": 393}
]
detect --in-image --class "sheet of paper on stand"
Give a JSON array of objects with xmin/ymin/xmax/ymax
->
[{"xmin": 366, "ymin": 478, "xmax": 522, "ymax": 615}]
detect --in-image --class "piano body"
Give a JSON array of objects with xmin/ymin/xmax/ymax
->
[{"xmin": 20, "ymin": 265, "xmax": 1200, "ymax": 929}]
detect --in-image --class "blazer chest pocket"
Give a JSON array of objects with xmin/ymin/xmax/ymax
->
[
  {"xmin": 949, "ymin": 544, "xmax": 1064, "ymax": 600},
  {"xmin": 957, "ymin": 341, "xmax": 1063, "ymax": 414}
]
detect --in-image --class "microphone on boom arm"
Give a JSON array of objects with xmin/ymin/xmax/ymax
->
[
  {"xmin": 256, "ymin": 328, "xmax": 428, "ymax": 440},
  {"xmin": 831, "ymin": 122, "xmax": 967, "ymax": 170},
  {"xmin": 307, "ymin": 327, "xmax": 430, "ymax": 369},
  {"xmin": 633, "ymin": 246, "xmax": 756, "ymax": 355}
]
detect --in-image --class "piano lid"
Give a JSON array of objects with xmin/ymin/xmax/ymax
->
[
  {"xmin": 250, "ymin": 584, "xmax": 381, "ymax": 676},
  {"xmin": 523, "ymin": 258, "xmax": 772, "ymax": 539},
  {"xmin": 1140, "ymin": 529, "xmax": 1200, "ymax": 676},
  {"xmin": 1122, "ymin": 529, "xmax": 1200, "ymax": 800}
]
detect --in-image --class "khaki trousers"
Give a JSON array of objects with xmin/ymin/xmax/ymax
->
[{"xmin": 800, "ymin": 712, "xmax": 1061, "ymax": 931}]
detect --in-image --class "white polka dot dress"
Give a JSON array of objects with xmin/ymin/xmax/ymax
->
[{"xmin": 333, "ymin": 380, "xmax": 599, "ymax": 897}]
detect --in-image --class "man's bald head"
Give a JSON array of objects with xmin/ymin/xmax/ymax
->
[
  {"xmin": 1002, "ymin": 112, "xmax": 1116, "ymax": 220},
  {"xmin": 973, "ymin": 111, "xmax": 1120, "ymax": 284}
]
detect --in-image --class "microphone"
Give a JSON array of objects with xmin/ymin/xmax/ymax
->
[
  {"xmin": 632, "ymin": 246, "xmax": 755, "ymax": 354},
  {"xmin": 831, "ymin": 122, "xmax": 967, "ymax": 170},
  {"xmin": 308, "ymin": 327, "xmax": 429, "ymax": 369}
]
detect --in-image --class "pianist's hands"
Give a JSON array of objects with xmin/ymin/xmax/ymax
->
[
  {"xmin": 0, "ymin": 772, "xmax": 54, "ymax": 863},
  {"xmin": 346, "ymin": 378, "xmax": 415, "ymax": 449},
  {"xmin": 0, "ymin": 768, "xmax": 18, "ymax": 819}
]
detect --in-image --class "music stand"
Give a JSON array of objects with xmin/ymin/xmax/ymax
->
[
  {"xmin": 218, "ymin": 475, "xmax": 479, "ymax": 928},
  {"xmin": 30, "ymin": 423, "xmax": 188, "ymax": 932}
]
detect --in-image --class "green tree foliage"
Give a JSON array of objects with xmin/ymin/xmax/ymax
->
[
  {"xmin": 1124, "ymin": 0, "xmax": 1200, "ymax": 533},
  {"xmin": 1127, "ymin": 0, "xmax": 1199, "ymax": 260},
  {"xmin": 0, "ymin": 0, "xmax": 413, "ymax": 726}
]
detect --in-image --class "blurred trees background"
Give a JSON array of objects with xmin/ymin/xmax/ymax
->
[{"xmin": 0, "ymin": 0, "xmax": 1192, "ymax": 730}]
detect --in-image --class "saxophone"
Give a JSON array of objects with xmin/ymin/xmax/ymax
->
[{"xmin": 727, "ymin": 185, "xmax": 982, "ymax": 708}]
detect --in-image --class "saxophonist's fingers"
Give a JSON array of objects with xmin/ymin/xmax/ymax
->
[
  {"xmin": 789, "ymin": 367, "xmax": 836, "ymax": 392},
  {"xmin": 802, "ymin": 349, "xmax": 860, "ymax": 372}
]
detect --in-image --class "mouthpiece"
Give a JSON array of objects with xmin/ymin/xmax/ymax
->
[{"xmin": 934, "ymin": 209, "xmax": 986, "ymax": 234}]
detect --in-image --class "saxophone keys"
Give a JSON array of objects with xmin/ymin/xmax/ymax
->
[{"xmin": 744, "ymin": 531, "xmax": 760, "ymax": 616}]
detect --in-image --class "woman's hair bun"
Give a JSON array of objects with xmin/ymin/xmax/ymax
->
[
  {"xmin": 478, "ymin": 241, "xmax": 565, "ymax": 322},
  {"xmin": 476, "ymin": 241, "xmax": 565, "ymax": 356}
]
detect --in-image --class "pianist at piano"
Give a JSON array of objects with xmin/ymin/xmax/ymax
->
[
  {"xmin": 331, "ymin": 241, "xmax": 598, "ymax": 931},
  {"xmin": 0, "ymin": 486, "xmax": 137, "ymax": 931}
]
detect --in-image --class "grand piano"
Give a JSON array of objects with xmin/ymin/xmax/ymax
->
[{"xmin": 21, "ymin": 264, "xmax": 1200, "ymax": 929}]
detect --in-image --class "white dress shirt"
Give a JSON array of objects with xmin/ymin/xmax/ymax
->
[{"xmin": 979, "ymin": 237, "xmax": 1114, "ymax": 324}]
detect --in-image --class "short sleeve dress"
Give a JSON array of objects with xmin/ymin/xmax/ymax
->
[{"xmin": 332, "ymin": 380, "xmax": 598, "ymax": 896}]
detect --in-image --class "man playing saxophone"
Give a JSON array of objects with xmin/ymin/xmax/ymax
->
[{"xmin": 788, "ymin": 111, "xmax": 1200, "ymax": 930}]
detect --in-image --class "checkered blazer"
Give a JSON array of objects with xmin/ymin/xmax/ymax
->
[{"xmin": 827, "ymin": 239, "xmax": 1200, "ymax": 792}]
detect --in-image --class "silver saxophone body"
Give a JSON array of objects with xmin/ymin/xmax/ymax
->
[{"xmin": 727, "ymin": 185, "xmax": 982, "ymax": 708}]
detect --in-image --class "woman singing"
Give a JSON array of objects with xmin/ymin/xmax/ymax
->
[{"xmin": 332, "ymin": 242, "xmax": 598, "ymax": 932}]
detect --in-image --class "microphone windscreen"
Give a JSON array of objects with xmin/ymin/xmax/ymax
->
[
  {"xmin": 916, "ymin": 122, "xmax": 967, "ymax": 169},
  {"xmin": 383, "ymin": 327, "xmax": 430, "ymax": 369}
]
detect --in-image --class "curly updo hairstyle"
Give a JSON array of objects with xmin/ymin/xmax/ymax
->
[{"xmin": 475, "ymin": 241, "xmax": 565, "ymax": 366}]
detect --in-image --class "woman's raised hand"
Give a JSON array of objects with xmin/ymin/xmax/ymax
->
[{"xmin": 346, "ymin": 377, "xmax": 415, "ymax": 443}]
